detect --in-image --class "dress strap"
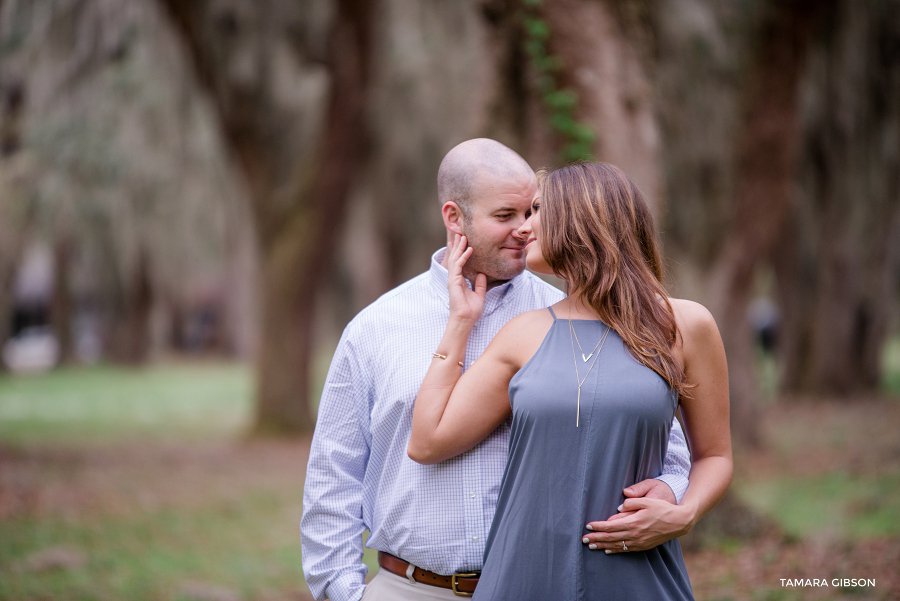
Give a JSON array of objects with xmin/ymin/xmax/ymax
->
[{"xmin": 547, "ymin": 306, "xmax": 557, "ymax": 320}]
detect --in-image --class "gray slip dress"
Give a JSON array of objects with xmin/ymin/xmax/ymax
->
[{"xmin": 473, "ymin": 307, "xmax": 694, "ymax": 601}]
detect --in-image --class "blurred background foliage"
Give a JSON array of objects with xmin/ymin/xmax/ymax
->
[{"xmin": 0, "ymin": 0, "xmax": 899, "ymax": 599}]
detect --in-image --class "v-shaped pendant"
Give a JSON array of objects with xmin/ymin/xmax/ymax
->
[{"xmin": 581, "ymin": 353, "xmax": 593, "ymax": 362}]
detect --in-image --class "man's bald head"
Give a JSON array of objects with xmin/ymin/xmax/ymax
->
[{"xmin": 437, "ymin": 139, "xmax": 535, "ymax": 219}]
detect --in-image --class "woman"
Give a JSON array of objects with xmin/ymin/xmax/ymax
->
[{"xmin": 407, "ymin": 162, "xmax": 732, "ymax": 600}]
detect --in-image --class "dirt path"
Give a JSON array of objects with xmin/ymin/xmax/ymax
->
[{"xmin": 0, "ymin": 437, "xmax": 313, "ymax": 520}]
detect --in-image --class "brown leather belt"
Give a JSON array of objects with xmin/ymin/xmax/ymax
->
[{"xmin": 377, "ymin": 551, "xmax": 480, "ymax": 596}]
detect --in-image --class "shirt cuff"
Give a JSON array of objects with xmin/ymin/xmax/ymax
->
[
  {"xmin": 655, "ymin": 473, "xmax": 689, "ymax": 504},
  {"xmin": 324, "ymin": 572, "xmax": 366, "ymax": 601}
]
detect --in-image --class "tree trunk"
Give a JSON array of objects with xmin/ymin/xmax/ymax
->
[
  {"xmin": 107, "ymin": 249, "xmax": 153, "ymax": 365},
  {"xmin": 775, "ymin": 0, "xmax": 900, "ymax": 397},
  {"xmin": 0, "ymin": 74, "xmax": 29, "ymax": 371},
  {"xmin": 0, "ymin": 240, "xmax": 20, "ymax": 372},
  {"xmin": 360, "ymin": 0, "xmax": 496, "ymax": 296},
  {"xmin": 705, "ymin": 0, "xmax": 831, "ymax": 445},
  {"xmin": 543, "ymin": 0, "xmax": 663, "ymax": 209},
  {"xmin": 222, "ymin": 200, "xmax": 259, "ymax": 359},
  {"xmin": 160, "ymin": 0, "xmax": 373, "ymax": 434},
  {"xmin": 51, "ymin": 234, "xmax": 77, "ymax": 365},
  {"xmin": 653, "ymin": 0, "xmax": 746, "ymax": 282}
]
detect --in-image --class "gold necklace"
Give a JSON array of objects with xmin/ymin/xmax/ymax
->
[
  {"xmin": 567, "ymin": 302, "xmax": 611, "ymax": 427},
  {"xmin": 571, "ymin": 317, "xmax": 606, "ymax": 362}
]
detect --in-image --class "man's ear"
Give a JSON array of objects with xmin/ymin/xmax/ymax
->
[{"xmin": 441, "ymin": 202, "xmax": 465, "ymax": 235}]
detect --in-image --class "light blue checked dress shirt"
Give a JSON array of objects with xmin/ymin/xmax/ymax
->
[{"xmin": 300, "ymin": 249, "xmax": 691, "ymax": 601}]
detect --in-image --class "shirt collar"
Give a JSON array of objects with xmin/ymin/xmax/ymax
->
[{"xmin": 428, "ymin": 248, "xmax": 523, "ymax": 316}]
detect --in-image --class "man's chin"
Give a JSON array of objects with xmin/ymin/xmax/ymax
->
[{"xmin": 485, "ymin": 264, "xmax": 526, "ymax": 284}]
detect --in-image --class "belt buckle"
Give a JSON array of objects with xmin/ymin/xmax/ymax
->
[{"xmin": 451, "ymin": 572, "xmax": 478, "ymax": 597}]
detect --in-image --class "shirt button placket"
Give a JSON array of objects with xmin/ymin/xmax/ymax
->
[{"xmin": 463, "ymin": 476, "xmax": 482, "ymax": 566}]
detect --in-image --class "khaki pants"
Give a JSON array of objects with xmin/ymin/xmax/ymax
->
[{"xmin": 361, "ymin": 569, "xmax": 468, "ymax": 601}]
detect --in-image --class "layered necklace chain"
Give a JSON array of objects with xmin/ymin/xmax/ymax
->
[{"xmin": 567, "ymin": 301, "xmax": 611, "ymax": 427}]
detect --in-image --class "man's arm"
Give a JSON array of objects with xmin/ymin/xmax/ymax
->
[
  {"xmin": 300, "ymin": 329, "xmax": 371, "ymax": 601},
  {"xmin": 656, "ymin": 417, "xmax": 691, "ymax": 502},
  {"xmin": 581, "ymin": 416, "xmax": 693, "ymax": 553}
]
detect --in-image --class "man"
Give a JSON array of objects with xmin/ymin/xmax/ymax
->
[{"xmin": 301, "ymin": 139, "xmax": 692, "ymax": 601}]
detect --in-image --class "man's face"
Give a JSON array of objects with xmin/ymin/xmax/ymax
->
[{"xmin": 459, "ymin": 173, "xmax": 537, "ymax": 285}]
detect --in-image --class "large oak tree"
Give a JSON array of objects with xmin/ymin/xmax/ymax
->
[{"xmin": 159, "ymin": 0, "xmax": 372, "ymax": 433}]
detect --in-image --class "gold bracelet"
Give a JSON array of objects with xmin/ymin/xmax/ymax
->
[{"xmin": 432, "ymin": 352, "xmax": 464, "ymax": 367}]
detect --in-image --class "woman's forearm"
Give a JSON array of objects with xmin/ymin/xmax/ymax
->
[
  {"xmin": 674, "ymin": 455, "xmax": 733, "ymax": 529},
  {"xmin": 407, "ymin": 315, "xmax": 475, "ymax": 462}
]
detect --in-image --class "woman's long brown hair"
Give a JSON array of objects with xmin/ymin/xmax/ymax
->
[{"xmin": 539, "ymin": 162, "xmax": 690, "ymax": 399}]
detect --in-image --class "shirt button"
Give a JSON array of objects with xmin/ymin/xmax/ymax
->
[
  {"xmin": 469, "ymin": 492, "xmax": 475, "ymax": 498},
  {"xmin": 473, "ymin": 536, "xmax": 478, "ymax": 542}
]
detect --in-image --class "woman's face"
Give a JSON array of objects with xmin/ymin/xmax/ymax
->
[{"xmin": 518, "ymin": 196, "xmax": 554, "ymax": 275}]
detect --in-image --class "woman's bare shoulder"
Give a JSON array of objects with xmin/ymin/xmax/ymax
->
[
  {"xmin": 668, "ymin": 298, "xmax": 721, "ymax": 346},
  {"xmin": 509, "ymin": 306, "xmax": 556, "ymax": 326},
  {"xmin": 487, "ymin": 307, "xmax": 556, "ymax": 366},
  {"xmin": 496, "ymin": 307, "xmax": 555, "ymax": 341}
]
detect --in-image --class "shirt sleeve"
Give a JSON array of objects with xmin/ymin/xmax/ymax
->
[
  {"xmin": 301, "ymin": 326, "xmax": 371, "ymax": 601},
  {"xmin": 655, "ymin": 417, "xmax": 691, "ymax": 503}
]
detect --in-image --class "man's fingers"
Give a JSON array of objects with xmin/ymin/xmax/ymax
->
[
  {"xmin": 621, "ymin": 497, "xmax": 652, "ymax": 512},
  {"xmin": 623, "ymin": 478, "xmax": 661, "ymax": 498},
  {"xmin": 623, "ymin": 478, "xmax": 676, "ymax": 504},
  {"xmin": 623, "ymin": 478, "xmax": 676, "ymax": 503}
]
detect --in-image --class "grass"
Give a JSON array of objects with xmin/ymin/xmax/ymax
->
[
  {"xmin": 1, "ymin": 356, "xmax": 899, "ymax": 600},
  {"xmin": 0, "ymin": 361, "xmax": 379, "ymax": 601},
  {"xmin": 881, "ymin": 336, "xmax": 900, "ymax": 395},
  {"xmin": 0, "ymin": 362, "xmax": 252, "ymax": 445},
  {"xmin": 0, "ymin": 492, "xmax": 306, "ymax": 601},
  {"xmin": 736, "ymin": 471, "xmax": 900, "ymax": 541}
]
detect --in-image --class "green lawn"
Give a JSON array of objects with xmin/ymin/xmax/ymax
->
[
  {"xmin": 736, "ymin": 471, "xmax": 900, "ymax": 541},
  {"xmin": 0, "ymin": 493, "xmax": 305, "ymax": 601},
  {"xmin": 0, "ymin": 361, "xmax": 379, "ymax": 601},
  {"xmin": 882, "ymin": 336, "xmax": 900, "ymax": 395},
  {"xmin": 0, "ymin": 362, "xmax": 252, "ymax": 445},
  {"xmin": 1, "ymin": 356, "xmax": 898, "ymax": 600}
]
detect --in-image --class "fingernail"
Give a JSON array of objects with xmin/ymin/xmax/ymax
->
[
  {"xmin": 625, "ymin": 488, "xmax": 633, "ymax": 494},
  {"xmin": 585, "ymin": 524, "xmax": 593, "ymax": 530},
  {"xmin": 617, "ymin": 504, "xmax": 623, "ymax": 511},
  {"xmin": 604, "ymin": 549, "xmax": 611, "ymax": 555},
  {"xmin": 582, "ymin": 537, "xmax": 589, "ymax": 544},
  {"xmin": 589, "ymin": 544, "xmax": 597, "ymax": 550}
]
